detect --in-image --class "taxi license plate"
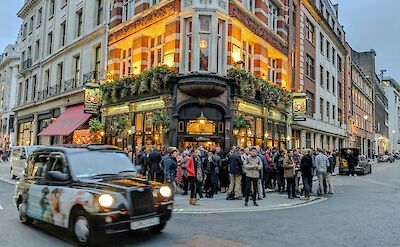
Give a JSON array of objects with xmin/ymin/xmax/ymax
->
[{"xmin": 130, "ymin": 217, "xmax": 160, "ymax": 230}]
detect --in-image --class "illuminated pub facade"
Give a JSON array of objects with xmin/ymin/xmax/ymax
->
[{"xmin": 104, "ymin": 0, "xmax": 291, "ymax": 150}]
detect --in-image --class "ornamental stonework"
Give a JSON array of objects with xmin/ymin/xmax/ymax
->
[
  {"xmin": 109, "ymin": 0, "xmax": 179, "ymax": 45},
  {"xmin": 229, "ymin": 1, "xmax": 289, "ymax": 56}
]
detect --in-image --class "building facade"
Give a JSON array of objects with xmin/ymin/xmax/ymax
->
[
  {"xmin": 104, "ymin": 0, "xmax": 291, "ymax": 150},
  {"xmin": 348, "ymin": 60, "xmax": 374, "ymax": 157},
  {"xmin": 382, "ymin": 76, "xmax": 400, "ymax": 152},
  {"xmin": 0, "ymin": 43, "xmax": 21, "ymax": 148},
  {"xmin": 289, "ymin": 0, "xmax": 347, "ymax": 151},
  {"xmin": 14, "ymin": 0, "xmax": 109, "ymax": 146},
  {"xmin": 352, "ymin": 49, "xmax": 388, "ymax": 155}
]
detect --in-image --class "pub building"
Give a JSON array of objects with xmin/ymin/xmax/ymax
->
[{"xmin": 103, "ymin": 0, "xmax": 291, "ymax": 150}]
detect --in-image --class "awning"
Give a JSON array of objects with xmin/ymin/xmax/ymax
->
[{"xmin": 38, "ymin": 104, "xmax": 91, "ymax": 136}]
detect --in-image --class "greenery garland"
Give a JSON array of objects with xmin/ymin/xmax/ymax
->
[
  {"xmin": 100, "ymin": 66, "xmax": 176, "ymax": 103},
  {"xmin": 228, "ymin": 67, "xmax": 291, "ymax": 108}
]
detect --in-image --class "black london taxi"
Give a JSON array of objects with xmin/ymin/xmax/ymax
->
[{"xmin": 14, "ymin": 145, "xmax": 173, "ymax": 246}]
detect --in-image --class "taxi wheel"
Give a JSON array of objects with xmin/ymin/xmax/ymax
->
[
  {"xmin": 149, "ymin": 222, "xmax": 166, "ymax": 233},
  {"xmin": 18, "ymin": 202, "xmax": 33, "ymax": 225},
  {"xmin": 72, "ymin": 210, "xmax": 98, "ymax": 247}
]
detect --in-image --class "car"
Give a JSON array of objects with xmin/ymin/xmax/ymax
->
[
  {"xmin": 14, "ymin": 144, "xmax": 174, "ymax": 246},
  {"xmin": 378, "ymin": 154, "xmax": 395, "ymax": 163},
  {"xmin": 10, "ymin": 146, "xmax": 41, "ymax": 179},
  {"xmin": 338, "ymin": 148, "xmax": 372, "ymax": 176}
]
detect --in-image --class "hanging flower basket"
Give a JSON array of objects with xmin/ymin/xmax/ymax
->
[
  {"xmin": 150, "ymin": 110, "xmax": 171, "ymax": 133},
  {"xmin": 88, "ymin": 119, "xmax": 104, "ymax": 134}
]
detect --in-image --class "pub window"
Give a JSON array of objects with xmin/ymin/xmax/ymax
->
[
  {"xmin": 178, "ymin": 121, "xmax": 185, "ymax": 133},
  {"xmin": 145, "ymin": 112, "xmax": 153, "ymax": 134},
  {"xmin": 135, "ymin": 113, "xmax": 143, "ymax": 133}
]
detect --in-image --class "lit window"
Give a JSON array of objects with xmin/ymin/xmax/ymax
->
[
  {"xmin": 199, "ymin": 16, "xmax": 211, "ymax": 71},
  {"xmin": 268, "ymin": 58, "xmax": 276, "ymax": 83},
  {"xmin": 148, "ymin": 35, "xmax": 164, "ymax": 68},
  {"xmin": 184, "ymin": 18, "xmax": 192, "ymax": 72},
  {"xmin": 242, "ymin": 41, "xmax": 254, "ymax": 73}
]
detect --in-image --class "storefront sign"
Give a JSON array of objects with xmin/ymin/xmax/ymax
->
[
  {"xmin": 84, "ymin": 87, "xmax": 102, "ymax": 114},
  {"xmin": 238, "ymin": 100, "xmax": 263, "ymax": 116},
  {"xmin": 292, "ymin": 93, "xmax": 307, "ymax": 121},
  {"xmin": 134, "ymin": 98, "xmax": 165, "ymax": 112}
]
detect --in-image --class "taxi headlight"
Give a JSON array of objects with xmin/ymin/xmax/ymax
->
[
  {"xmin": 159, "ymin": 186, "xmax": 172, "ymax": 198},
  {"xmin": 99, "ymin": 194, "xmax": 114, "ymax": 207}
]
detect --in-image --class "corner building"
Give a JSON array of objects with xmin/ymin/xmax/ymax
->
[
  {"xmin": 105, "ymin": 0, "xmax": 291, "ymax": 150},
  {"xmin": 289, "ymin": 0, "xmax": 347, "ymax": 150}
]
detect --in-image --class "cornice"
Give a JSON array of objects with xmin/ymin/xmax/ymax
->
[
  {"xmin": 17, "ymin": 0, "xmax": 40, "ymax": 18},
  {"xmin": 229, "ymin": 1, "xmax": 289, "ymax": 56},
  {"xmin": 108, "ymin": 0, "xmax": 179, "ymax": 45}
]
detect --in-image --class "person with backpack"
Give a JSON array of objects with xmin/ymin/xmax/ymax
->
[
  {"xmin": 227, "ymin": 146, "xmax": 243, "ymax": 200},
  {"xmin": 163, "ymin": 147, "xmax": 179, "ymax": 192}
]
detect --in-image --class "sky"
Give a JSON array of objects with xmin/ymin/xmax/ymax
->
[
  {"xmin": 330, "ymin": 0, "xmax": 399, "ymax": 80},
  {"xmin": 0, "ymin": 0, "xmax": 23, "ymax": 52},
  {"xmin": 0, "ymin": 0, "xmax": 399, "ymax": 80}
]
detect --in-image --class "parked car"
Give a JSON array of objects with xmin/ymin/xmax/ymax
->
[
  {"xmin": 339, "ymin": 148, "xmax": 372, "ymax": 175},
  {"xmin": 378, "ymin": 154, "xmax": 395, "ymax": 163},
  {"xmin": 10, "ymin": 146, "xmax": 41, "ymax": 179},
  {"xmin": 14, "ymin": 145, "xmax": 174, "ymax": 246}
]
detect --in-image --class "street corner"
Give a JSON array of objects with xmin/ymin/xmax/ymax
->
[{"xmin": 172, "ymin": 193, "xmax": 327, "ymax": 214}]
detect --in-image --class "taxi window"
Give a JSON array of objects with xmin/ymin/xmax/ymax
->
[
  {"xmin": 48, "ymin": 153, "xmax": 69, "ymax": 175},
  {"xmin": 12, "ymin": 148, "xmax": 20, "ymax": 156},
  {"xmin": 27, "ymin": 154, "xmax": 49, "ymax": 179}
]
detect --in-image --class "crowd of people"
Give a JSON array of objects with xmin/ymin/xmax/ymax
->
[{"xmin": 130, "ymin": 145, "xmax": 338, "ymax": 207}]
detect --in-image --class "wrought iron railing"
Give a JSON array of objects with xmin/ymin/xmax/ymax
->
[{"xmin": 83, "ymin": 71, "xmax": 104, "ymax": 85}]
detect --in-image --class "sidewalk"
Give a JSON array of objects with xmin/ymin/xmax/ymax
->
[
  {"xmin": 172, "ymin": 192, "xmax": 326, "ymax": 214},
  {"xmin": 0, "ymin": 162, "xmax": 16, "ymax": 185}
]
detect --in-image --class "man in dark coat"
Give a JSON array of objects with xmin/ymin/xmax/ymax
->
[
  {"xmin": 227, "ymin": 147, "xmax": 243, "ymax": 199},
  {"xmin": 300, "ymin": 149, "xmax": 313, "ymax": 200},
  {"xmin": 148, "ymin": 146, "xmax": 163, "ymax": 182}
]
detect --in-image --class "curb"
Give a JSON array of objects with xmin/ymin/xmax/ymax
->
[{"xmin": 172, "ymin": 197, "xmax": 327, "ymax": 214}]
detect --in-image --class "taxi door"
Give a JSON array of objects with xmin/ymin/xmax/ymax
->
[{"xmin": 42, "ymin": 152, "xmax": 74, "ymax": 228}]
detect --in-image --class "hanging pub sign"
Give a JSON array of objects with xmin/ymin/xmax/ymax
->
[
  {"xmin": 292, "ymin": 93, "xmax": 307, "ymax": 121},
  {"xmin": 84, "ymin": 85, "xmax": 102, "ymax": 115}
]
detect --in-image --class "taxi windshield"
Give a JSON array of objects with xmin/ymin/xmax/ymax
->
[{"xmin": 68, "ymin": 151, "xmax": 136, "ymax": 179}]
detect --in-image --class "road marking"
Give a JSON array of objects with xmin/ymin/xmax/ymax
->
[{"xmin": 0, "ymin": 202, "xmax": 3, "ymax": 210}]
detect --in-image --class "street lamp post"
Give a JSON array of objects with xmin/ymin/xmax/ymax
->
[
  {"xmin": 364, "ymin": 115, "xmax": 368, "ymax": 157},
  {"xmin": 392, "ymin": 130, "xmax": 396, "ymax": 152}
]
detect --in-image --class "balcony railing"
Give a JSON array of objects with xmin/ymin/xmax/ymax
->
[
  {"xmin": 64, "ymin": 78, "xmax": 77, "ymax": 91},
  {"xmin": 21, "ymin": 59, "xmax": 32, "ymax": 71},
  {"xmin": 83, "ymin": 71, "xmax": 105, "ymax": 85}
]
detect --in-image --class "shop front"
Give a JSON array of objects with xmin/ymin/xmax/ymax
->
[
  {"xmin": 38, "ymin": 104, "xmax": 93, "ymax": 144},
  {"xmin": 233, "ymin": 99, "xmax": 288, "ymax": 150},
  {"xmin": 177, "ymin": 104, "xmax": 225, "ymax": 150},
  {"xmin": 17, "ymin": 116, "xmax": 34, "ymax": 146}
]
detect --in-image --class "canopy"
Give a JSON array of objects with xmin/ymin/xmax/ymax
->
[{"xmin": 38, "ymin": 104, "xmax": 91, "ymax": 136}]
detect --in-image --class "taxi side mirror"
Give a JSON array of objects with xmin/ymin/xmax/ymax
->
[{"xmin": 48, "ymin": 171, "xmax": 69, "ymax": 181}]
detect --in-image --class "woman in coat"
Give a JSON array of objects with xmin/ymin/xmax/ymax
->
[{"xmin": 283, "ymin": 151, "xmax": 297, "ymax": 199}]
